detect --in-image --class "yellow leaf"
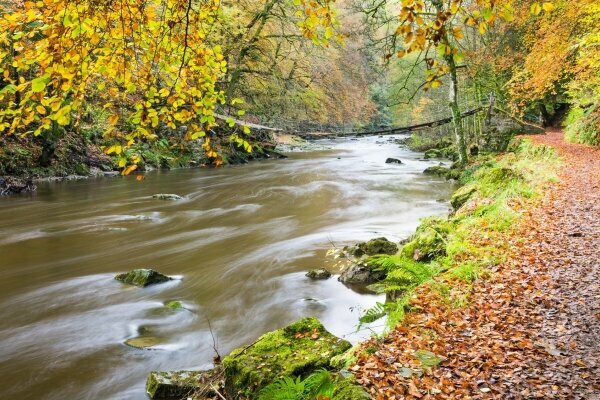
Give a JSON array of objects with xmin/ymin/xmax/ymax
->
[
  {"xmin": 36, "ymin": 105, "xmax": 46, "ymax": 115},
  {"xmin": 122, "ymin": 164, "xmax": 137, "ymax": 176},
  {"xmin": 542, "ymin": 2, "xmax": 555, "ymax": 12},
  {"xmin": 108, "ymin": 114, "xmax": 119, "ymax": 125}
]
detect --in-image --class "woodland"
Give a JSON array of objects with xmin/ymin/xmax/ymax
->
[{"xmin": 0, "ymin": 0, "xmax": 598, "ymax": 400}]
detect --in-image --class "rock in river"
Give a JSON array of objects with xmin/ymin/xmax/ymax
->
[
  {"xmin": 152, "ymin": 194, "xmax": 183, "ymax": 200},
  {"xmin": 349, "ymin": 237, "xmax": 398, "ymax": 257},
  {"xmin": 115, "ymin": 268, "xmax": 173, "ymax": 287},
  {"xmin": 305, "ymin": 268, "xmax": 332, "ymax": 280},
  {"xmin": 385, "ymin": 157, "xmax": 403, "ymax": 164},
  {"xmin": 338, "ymin": 262, "xmax": 387, "ymax": 284},
  {"xmin": 222, "ymin": 317, "xmax": 351, "ymax": 399}
]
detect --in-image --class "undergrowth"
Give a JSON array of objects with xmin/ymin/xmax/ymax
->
[{"xmin": 360, "ymin": 138, "xmax": 560, "ymax": 329}]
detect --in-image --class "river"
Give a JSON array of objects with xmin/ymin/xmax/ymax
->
[{"xmin": 0, "ymin": 135, "xmax": 454, "ymax": 399}]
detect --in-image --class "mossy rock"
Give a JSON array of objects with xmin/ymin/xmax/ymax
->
[
  {"xmin": 115, "ymin": 268, "xmax": 173, "ymax": 287},
  {"xmin": 125, "ymin": 336, "xmax": 163, "ymax": 349},
  {"xmin": 401, "ymin": 218, "xmax": 452, "ymax": 261},
  {"xmin": 330, "ymin": 345, "xmax": 361, "ymax": 370},
  {"xmin": 338, "ymin": 262, "xmax": 386, "ymax": 284},
  {"xmin": 450, "ymin": 185, "xmax": 478, "ymax": 210},
  {"xmin": 423, "ymin": 165, "xmax": 450, "ymax": 177},
  {"xmin": 351, "ymin": 237, "xmax": 398, "ymax": 257},
  {"xmin": 423, "ymin": 149, "xmax": 443, "ymax": 159},
  {"xmin": 165, "ymin": 300, "xmax": 184, "ymax": 310},
  {"xmin": 223, "ymin": 317, "xmax": 351, "ymax": 399},
  {"xmin": 331, "ymin": 377, "xmax": 370, "ymax": 400},
  {"xmin": 146, "ymin": 369, "xmax": 221, "ymax": 400},
  {"xmin": 306, "ymin": 268, "xmax": 332, "ymax": 280}
]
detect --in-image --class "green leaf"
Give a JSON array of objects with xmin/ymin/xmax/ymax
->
[{"xmin": 31, "ymin": 77, "xmax": 48, "ymax": 93}]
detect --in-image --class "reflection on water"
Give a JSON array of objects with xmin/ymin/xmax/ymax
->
[{"xmin": 0, "ymin": 136, "xmax": 454, "ymax": 399}]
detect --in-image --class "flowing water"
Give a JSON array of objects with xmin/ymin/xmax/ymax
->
[{"xmin": 0, "ymin": 136, "xmax": 454, "ymax": 399}]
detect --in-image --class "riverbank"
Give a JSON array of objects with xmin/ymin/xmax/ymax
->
[
  {"xmin": 0, "ymin": 130, "xmax": 293, "ymax": 195},
  {"xmin": 352, "ymin": 130, "xmax": 599, "ymax": 398}
]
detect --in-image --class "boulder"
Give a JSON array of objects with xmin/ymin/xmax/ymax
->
[
  {"xmin": 423, "ymin": 165, "xmax": 450, "ymax": 177},
  {"xmin": 165, "ymin": 300, "xmax": 184, "ymax": 310},
  {"xmin": 338, "ymin": 262, "xmax": 386, "ymax": 284},
  {"xmin": 115, "ymin": 269, "xmax": 173, "ymax": 287},
  {"xmin": 450, "ymin": 185, "xmax": 477, "ymax": 210},
  {"xmin": 146, "ymin": 369, "xmax": 222, "ymax": 400},
  {"xmin": 152, "ymin": 194, "xmax": 183, "ymax": 200},
  {"xmin": 223, "ymin": 317, "xmax": 351, "ymax": 399},
  {"xmin": 125, "ymin": 336, "xmax": 162, "ymax": 350},
  {"xmin": 350, "ymin": 237, "xmax": 398, "ymax": 257},
  {"xmin": 305, "ymin": 268, "xmax": 332, "ymax": 280},
  {"xmin": 401, "ymin": 218, "xmax": 451, "ymax": 261},
  {"xmin": 423, "ymin": 149, "xmax": 443, "ymax": 159},
  {"xmin": 385, "ymin": 158, "xmax": 403, "ymax": 164}
]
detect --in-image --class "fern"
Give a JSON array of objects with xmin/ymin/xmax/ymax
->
[
  {"xmin": 259, "ymin": 376, "xmax": 306, "ymax": 400},
  {"xmin": 359, "ymin": 301, "xmax": 389, "ymax": 325}
]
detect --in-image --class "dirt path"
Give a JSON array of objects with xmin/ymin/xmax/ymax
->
[{"xmin": 354, "ymin": 130, "xmax": 599, "ymax": 399}]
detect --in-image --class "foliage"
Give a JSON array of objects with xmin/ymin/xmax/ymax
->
[{"xmin": 259, "ymin": 370, "xmax": 368, "ymax": 400}]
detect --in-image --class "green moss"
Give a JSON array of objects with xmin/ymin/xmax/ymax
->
[
  {"xmin": 450, "ymin": 185, "xmax": 477, "ymax": 210},
  {"xmin": 223, "ymin": 317, "xmax": 351, "ymax": 399},
  {"xmin": 115, "ymin": 269, "xmax": 172, "ymax": 287},
  {"xmin": 400, "ymin": 218, "xmax": 452, "ymax": 261},
  {"xmin": 165, "ymin": 300, "xmax": 184, "ymax": 310},
  {"xmin": 351, "ymin": 237, "xmax": 398, "ymax": 257},
  {"xmin": 423, "ymin": 165, "xmax": 450, "ymax": 177},
  {"xmin": 331, "ymin": 377, "xmax": 370, "ymax": 400}
]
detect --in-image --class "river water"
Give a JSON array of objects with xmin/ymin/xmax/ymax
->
[{"xmin": 0, "ymin": 136, "xmax": 454, "ymax": 399}]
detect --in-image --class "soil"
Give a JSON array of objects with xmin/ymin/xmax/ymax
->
[{"xmin": 354, "ymin": 130, "xmax": 599, "ymax": 399}]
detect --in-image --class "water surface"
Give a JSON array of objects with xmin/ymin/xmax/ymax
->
[{"xmin": 0, "ymin": 136, "xmax": 454, "ymax": 399}]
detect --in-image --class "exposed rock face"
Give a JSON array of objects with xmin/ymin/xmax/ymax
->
[
  {"xmin": 385, "ymin": 158, "xmax": 403, "ymax": 164},
  {"xmin": 350, "ymin": 237, "xmax": 398, "ymax": 257},
  {"xmin": 146, "ymin": 369, "xmax": 222, "ymax": 400},
  {"xmin": 152, "ymin": 194, "xmax": 183, "ymax": 200},
  {"xmin": 338, "ymin": 262, "xmax": 386, "ymax": 284},
  {"xmin": 115, "ymin": 269, "xmax": 173, "ymax": 287},
  {"xmin": 222, "ymin": 317, "xmax": 351, "ymax": 399},
  {"xmin": 480, "ymin": 109, "xmax": 544, "ymax": 152},
  {"xmin": 306, "ymin": 268, "xmax": 332, "ymax": 280}
]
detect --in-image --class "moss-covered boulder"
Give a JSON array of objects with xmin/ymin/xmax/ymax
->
[
  {"xmin": 146, "ymin": 369, "xmax": 221, "ymax": 400},
  {"xmin": 423, "ymin": 165, "xmax": 450, "ymax": 177},
  {"xmin": 306, "ymin": 268, "xmax": 332, "ymax": 280},
  {"xmin": 223, "ymin": 317, "xmax": 351, "ymax": 399},
  {"xmin": 115, "ymin": 269, "xmax": 173, "ymax": 287},
  {"xmin": 351, "ymin": 237, "xmax": 398, "ymax": 257},
  {"xmin": 401, "ymin": 218, "xmax": 452, "ymax": 261},
  {"xmin": 450, "ymin": 185, "xmax": 477, "ymax": 210},
  {"xmin": 424, "ymin": 148, "xmax": 443, "ymax": 159}
]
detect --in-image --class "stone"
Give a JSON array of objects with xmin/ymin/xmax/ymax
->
[
  {"xmin": 400, "ymin": 218, "xmax": 451, "ymax": 261},
  {"xmin": 125, "ymin": 336, "xmax": 162, "ymax": 349},
  {"xmin": 222, "ymin": 317, "xmax": 351, "ymax": 399},
  {"xmin": 351, "ymin": 237, "xmax": 398, "ymax": 257},
  {"xmin": 338, "ymin": 262, "xmax": 386, "ymax": 284},
  {"xmin": 423, "ymin": 165, "xmax": 450, "ymax": 177},
  {"xmin": 305, "ymin": 268, "xmax": 332, "ymax": 280},
  {"xmin": 146, "ymin": 369, "xmax": 221, "ymax": 400},
  {"xmin": 450, "ymin": 185, "xmax": 478, "ymax": 210},
  {"xmin": 424, "ymin": 148, "xmax": 443, "ymax": 159},
  {"xmin": 0, "ymin": 176, "xmax": 36, "ymax": 196},
  {"xmin": 152, "ymin": 194, "xmax": 183, "ymax": 200},
  {"xmin": 385, "ymin": 158, "xmax": 403, "ymax": 164},
  {"xmin": 165, "ymin": 300, "xmax": 184, "ymax": 310},
  {"xmin": 115, "ymin": 268, "xmax": 173, "ymax": 287}
]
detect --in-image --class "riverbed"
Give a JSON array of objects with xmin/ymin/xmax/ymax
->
[{"xmin": 0, "ymin": 135, "xmax": 454, "ymax": 399}]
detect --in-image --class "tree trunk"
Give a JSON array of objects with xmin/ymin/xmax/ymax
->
[
  {"xmin": 444, "ymin": 52, "xmax": 469, "ymax": 165},
  {"xmin": 38, "ymin": 122, "xmax": 59, "ymax": 167}
]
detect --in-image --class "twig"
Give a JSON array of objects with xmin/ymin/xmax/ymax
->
[
  {"xmin": 210, "ymin": 384, "xmax": 227, "ymax": 400},
  {"xmin": 206, "ymin": 317, "xmax": 221, "ymax": 363}
]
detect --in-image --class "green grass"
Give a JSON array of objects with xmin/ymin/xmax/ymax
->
[{"xmin": 360, "ymin": 138, "xmax": 560, "ymax": 329}]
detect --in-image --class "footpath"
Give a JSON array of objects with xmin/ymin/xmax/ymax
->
[{"xmin": 355, "ymin": 130, "xmax": 599, "ymax": 399}]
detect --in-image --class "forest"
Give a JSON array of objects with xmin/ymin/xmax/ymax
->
[{"xmin": 0, "ymin": 0, "xmax": 598, "ymax": 400}]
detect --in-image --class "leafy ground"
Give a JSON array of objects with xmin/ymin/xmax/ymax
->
[{"xmin": 353, "ymin": 130, "xmax": 599, "ymax": 399}]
